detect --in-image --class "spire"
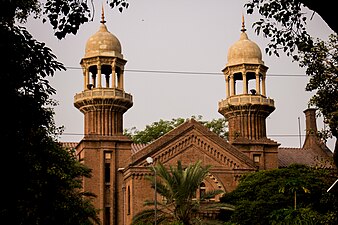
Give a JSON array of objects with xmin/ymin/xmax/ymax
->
[
  {"xmin": 241, "ymin": 14, "xmax": 246, "ymax": 32},
  {"xmin": 101, "ymin": 4, "xmax": 106, "ymax": 24},
  {"xmin": 239, "ymin": 14, "xmax": 248, "ymax": 41}
]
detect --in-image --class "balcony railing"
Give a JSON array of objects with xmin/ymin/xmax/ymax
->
[
  {"xmin": 74, "ymin": 88, "xmax": 133, "ymax": 102},
  {"xmin": 218, "ymin": 94, "xmax": 274, "ymax": 108}
]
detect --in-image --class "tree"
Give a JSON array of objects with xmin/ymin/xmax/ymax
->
[
  {"xmin": 245, "ymin": 0, "xmax": 338, "ymax": 167},
  {"xmin": 124, "ymin": 118, "xmax": 186, "ymax": 144},
  {"xmin": 1, "ymin": 1, "xmax": 99, "ymax": 224},
  {"xmin": 220, "ymin": 164, "xmax": 338, "ymax": 225},
  {"xmin": 109, "ymin": 0, "xmax": 337, "ymax": 33},
  {"xmin": 132, "ymin": 160, "xmax": 225, "ymax": 225},
  {"xmin": 299, "ymin": 34, "xmax": 338, "ymax": 167},
  {"xmin": 124, "ymin": 116, "xmax": 228, "ymax": 144}
]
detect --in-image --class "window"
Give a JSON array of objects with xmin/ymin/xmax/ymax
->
[
  {"xmin": 200, "ymin": 182, "xmax": 206, "ymax": 200},
  {"xmin": 105, "ymin": 207, "xmax": 111, "ymax": 225},
  {"xmin": 127, "ymin": 186, "xmax": 131, "ymax": 215},
  {"xmin": 253, "ymin": 154, "xmax": 260, "ymax": 163},
  {"xmin": 105, "ymin": 152, "xmax": 112, "ymax": 160},
  {"xmin": 78, "ymin": 150, "xmax": 84, "ymax": 161},
  {"xmin": 105, "ymin": 163, "xmax": 111, "ymax": 183}
]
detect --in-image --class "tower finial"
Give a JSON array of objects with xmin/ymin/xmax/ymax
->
[
  {"xmin": 101, "ymin": 4, "xmax": 106, "ymax": 24},
  {"xmin": 241, "ymin": 14, "xmax": 246, "ymax": 32}
]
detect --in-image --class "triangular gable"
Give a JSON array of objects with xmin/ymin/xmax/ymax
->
[{"xmin": 130, "ymin": 119, "xmax": 256, "ymax": 170}]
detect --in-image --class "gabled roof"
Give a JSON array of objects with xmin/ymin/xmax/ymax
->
[
  {"xmin": 131, "ymin": 143, "xmax": 148, "ymax": 154},
  {"xmin": 61, "ymin": 142, "xmax": 78, "ymax": 149},
  {"xmin": 129, "ymin": 119, "xmax": 256, "ymax": 170},
  {"xmin": 278, "ymin": 147, "xmax": 334, "ymax": 168},
  {"xmin": 278, "ymin": 129, "xmax": 334, "ymax": 168}
]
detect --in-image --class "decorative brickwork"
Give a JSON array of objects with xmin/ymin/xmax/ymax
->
[{"xmin": 68, "ymin": 13, "xmax": 333, "ymax": 225}]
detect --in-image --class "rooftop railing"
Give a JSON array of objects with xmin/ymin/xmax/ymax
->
[
  {"xmin": 218, "ymin": 94, "xmax": 274, "ymax": 108},
  {"xmin": 74, "ymin": 88, "xmax": 133, "ymax": 102}
]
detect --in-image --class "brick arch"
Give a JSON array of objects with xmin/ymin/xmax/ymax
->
[{"xmin": 194, "ymin": 173, "xmax": 226, "ymax": 201}]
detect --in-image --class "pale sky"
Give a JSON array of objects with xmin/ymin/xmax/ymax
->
[{"xmin": 26, "ymin": 0, "xmax": 335, "ymax": 150}]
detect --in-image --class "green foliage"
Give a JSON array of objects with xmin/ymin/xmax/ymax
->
[
  {"xmin": 245, "ymin": 0, "xmax": 312, "ymax": 58},
  {"xmin": 300, "ymin": 34, "xmax": 338, "ymax": 139},
  {"xmin": 124, "ymin": 116, "xmax": 228, "ymax": 144},
  {"xmin": 220, "ymin": 164, "xmax": 338, "ymax": 225},
  {"xmin": 270, "ymin": 207, "xmax": 322, "ymax": 225},
  {"xmin": 0, "ymin": 0, "xmax": 129, "ymax": 39},
  {"xmin": 0, "ymin": 0, "xmax": 41, "ymax": 24},
  {"xmin": 125, "ymin": 118, "xmax": 185, "ymax": 144},
  {"xmin": 202, "ymin": 117, "xmax": 228, "ymax": 140},
  {"xmin": 132, "ymin": 160, "xmax": 224, "ymax": 225},
  {"xmin": 44, "ymin": 0, "xmax": 91, "ymax": 39},
  {"xmin": 109, "ymin": 0, "xmax": 130, "ymax": 13},
  {"xmin": 245, "ymin": 0, "xmax": 338, "ymax": 166},
  {"xmin": 1, "ymin": 1, "xmax": 99, "ymax": 224}
]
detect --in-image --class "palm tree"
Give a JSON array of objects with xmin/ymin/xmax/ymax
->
[{"xmin": 132, "ymin": 160, "xmax": 225, "ymax": 225}]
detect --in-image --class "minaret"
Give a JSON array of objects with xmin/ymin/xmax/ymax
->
[
  {"xmin": 74, "ymin": 6, "xmax": 133, "ymax": 225},
  {"xmin": 218, "ymin": 16, "xmax": 278, "ymax": 169},
  {"xmin": 74, "ymin": 7, "xmax": 133, "ymax": 136}
]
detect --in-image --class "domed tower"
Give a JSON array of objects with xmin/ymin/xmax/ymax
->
[
  {"xmin": 74, "ymin": 7, "xmax": 132, "ymax": 225},
  {"xmin": 218, "ymin": 16, "xmax": 278, "ymax": 169},
  {"xmin": 74, "ymin": 9, "xmax": 132, "ymax": 135}
]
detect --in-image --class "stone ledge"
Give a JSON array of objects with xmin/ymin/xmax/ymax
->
[
  {"xmin": 74, "ymin": 88, "xmax": 133, "ymax": 102},
  {"xmin": 218, "ymin": 94, "xmax": 274, "ymax": 108}
]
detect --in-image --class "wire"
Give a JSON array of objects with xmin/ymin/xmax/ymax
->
[
  {"xmin": 60, "ymin": 132, "xmax": 308, "ymax": 137},
  {"xmin": 60, "ymin": 66, "xmax": 308, "ymax": 138},
  {"xmin": 64, "ymin": 66, "xmax": 307, "ymax": 77}
]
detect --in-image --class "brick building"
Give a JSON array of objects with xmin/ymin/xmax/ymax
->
[{"xmin": 64, "ymin": 12, "xmax": 334, "ymax": 225}]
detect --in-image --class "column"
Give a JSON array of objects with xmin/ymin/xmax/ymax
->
[
  {"xmin": 82, "ymin": 67, "xmax": 88, "ymax": 90},
  {"xmin": 255, "ymin": 72, "xmax": 260, "ymax": 95},
  {"xmin": 225, "ymin": 75, "xmax": 230, "ymax": 98},
  {"xmin": 112, "ymin": 62, "xmax": 116, "ymax": 88},
  {"xmin": 242, "ymin": 70, "xmax": 248, "ymax": 94},
  {"xmin": 97, "ymin": 63, "xmax": 102, "ymax": 88},
  {"xmin": 262, "ymin": 73, "xmax": 266, "ymax": 96},
  {"xmin": 85, "ymin": 68, "xmax": 90, "ymax": 90},
  {"xmin": 118, "ymin": 68, "xmax": 124, "ymax": 89},
  {"xmin": 230, "ymin": 74, "xmax": 235, "ymax": 96}
]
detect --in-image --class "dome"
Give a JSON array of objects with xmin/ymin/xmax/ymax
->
[
  {"xmin": 226, "ymin": 29, "xmax": 264, "ymax": 67},
  {"xmin": 84, "ymin": 22, "xmax": 122, "ymax": 58}
]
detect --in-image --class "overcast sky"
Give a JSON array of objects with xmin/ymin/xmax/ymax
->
[{"xmin": 26, "ymin": 0, "xmax": 335, "ymax": 150}]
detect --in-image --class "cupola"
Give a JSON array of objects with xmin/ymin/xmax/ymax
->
[
  {"xmin": 74, "ymin": 5, "xmax": 133, "ymax": 136},
  {"xmin": 84, "ymin": 16, "xmax": 122, "ymax": 58},
  {"xmin": 226, "ymin": 25, "xmax": 264, "ymax": 67},
  {"xmin": 218, "ymin": 15, "xmax": 275, "ymax": 145}
]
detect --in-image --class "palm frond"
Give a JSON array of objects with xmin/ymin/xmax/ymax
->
[
  {"xmin": 201, "ymin": 189, "xmax": 224, "ymax": 200},
  {"xmin": 134, "ymin": 160, "xmax": 223, "ymax": 224},
  {"xmin": 132, "ymin": 209, "xmax": 155, "ymax": 224},
  {"xmin": 132, "ymin": 208, "xmax": 174, "ymax": 225}
]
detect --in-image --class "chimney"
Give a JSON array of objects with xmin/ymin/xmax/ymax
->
[
  {"xmin": 302, "ymin": 108, "xmax": 318, "ymax": 148},
  {"xmin": 302, "ymin": 108, "xmax": 334, "ymax": 165},
  {"xmin": 304, "ymin": 108, "xmax": 318, "ymax": 135}
]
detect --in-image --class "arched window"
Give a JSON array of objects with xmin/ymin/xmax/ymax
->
[
  {"xmin": 105, "ymin": 163, "xmax": 110, "ymax": 183},
  {"xmin": 127, "ymin": 186, "xmax": 131, "ymax": 215},
  {"xmin": 199, "ymin": 182, "xmax": 206, "ymax": 200}
]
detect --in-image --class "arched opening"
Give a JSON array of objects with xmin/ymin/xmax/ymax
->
[
  {"xmin": 247, "ymin": 72, "xmax": 256, "ymax": 95},
  {"xmin": 88, "ymin": 65, "xmax": 97, "ymax": 89},
  {"xmin": 127, "ymin": 186, "xmax": 131, "ymax": 215},
  {"xmin": 102, "ymin": 64, "xmax": 112, "ymax": 88},
  {"xmin": 233, "ymin": 72, "xmax": 243, "ymax": 95},
  {"xmin": 199, "ymin": 182, "xmax": 206, "ymax": 200}
]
